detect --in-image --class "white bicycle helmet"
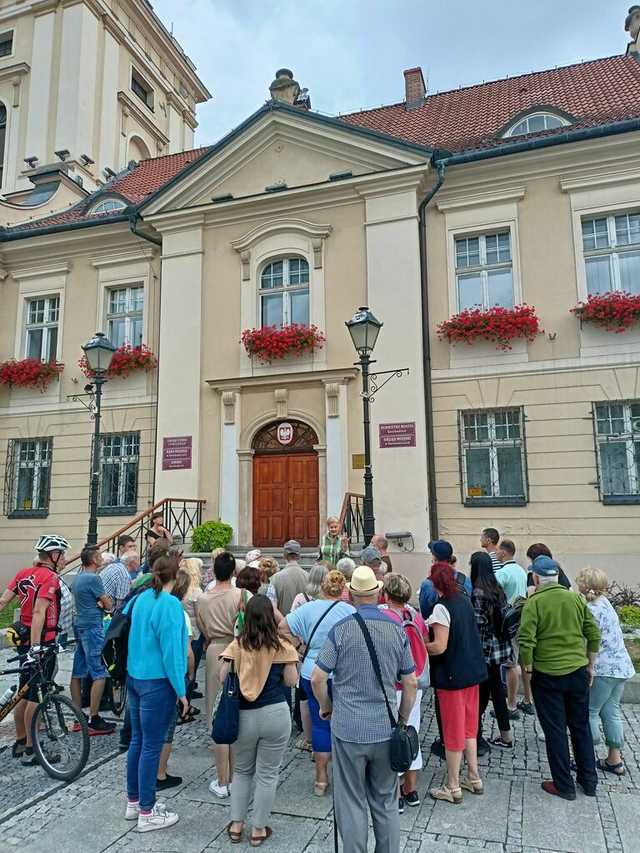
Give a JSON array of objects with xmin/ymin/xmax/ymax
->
[{"xmin": 34, "ymin": 534, "xmax": 70, "ymax": 553}]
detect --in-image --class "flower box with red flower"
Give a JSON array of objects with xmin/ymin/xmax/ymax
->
[
  {"xmin": 0, "ymin": 358, "xmax": 64, "ymax": 391},
  {"xmin": 571, "ymin": 291, "xmax": 640, "ymax": 333},
  {"xmin": 78, "ymin": 344, "xmax": 158, "ymax": 379},
  {"xmin": 241, "ymin": 324, "xmax": 326, "ymax": 364},
  {"xmin": 436, "ymin": 304, "xmax": 542, "ymax": 351}
]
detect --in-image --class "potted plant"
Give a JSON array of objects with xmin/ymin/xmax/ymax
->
[
  {"xmin": 571, "ymin": 291, "xmax": 640, "ymax": 333},
  {"xmin": 241, "ymin": 324, "xmax": 325, "ymax": 363},
  {"xmin": 191, "ymin": 520, "xmax": 233, "ymax": 552},
  {"xmin": 0, "ymin": 358, "xmax": 64, "ymax": 391},
  {"xmin": 437, "ymin": 304, "xmax": 542, "ymax": 351},
  {"xmin": 78, "ymin": 343, "xmax": 157, "ymax": 379}
]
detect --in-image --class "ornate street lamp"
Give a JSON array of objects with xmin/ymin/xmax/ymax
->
[
  {"xmin": 346, "ymin": 308, "xmax": 383, "ymax": 545},
  {"xmin": 82, "ymin": 332, "xmax": 116, "ymax": 545}
]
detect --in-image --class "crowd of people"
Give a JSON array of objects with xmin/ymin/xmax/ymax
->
[{"xmin": 0, "ymin": 518, "xmax": 635, "ymax": 851}]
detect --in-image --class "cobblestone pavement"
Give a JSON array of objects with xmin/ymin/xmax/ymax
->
[{"xmin": 1, "ymin": 645, "xmax": 639, "ymax": 853}]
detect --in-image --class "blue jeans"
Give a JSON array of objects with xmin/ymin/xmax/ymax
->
[
  {"xmin": 589, "ymin": 675, "xmax": 626, "ymax": 750},
  {"xmin": 126, "ymin": 677, "xmax": 177, "ymax": 811}
]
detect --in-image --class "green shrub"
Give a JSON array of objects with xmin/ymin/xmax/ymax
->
[
  {"xmin": 617, "ymin": 604, "xmax": 640, "ymax": 628},
  {"xmin": 191, "ymin": 520, "xmax": 233, "ymax": 553}
]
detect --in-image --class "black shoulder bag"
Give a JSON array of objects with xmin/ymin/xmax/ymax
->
[
  {"xmin": 353, "ymin": 612, "xmax": 418, "ymax": 773},
  {"xmin": 293, "ymin": 599, "xmax": 341, "ymax": 729}
]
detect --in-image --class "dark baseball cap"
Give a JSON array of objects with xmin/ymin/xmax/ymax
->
[{"xmin": 428, "ymin": 539, "xmax": 453, "ymax": 561}]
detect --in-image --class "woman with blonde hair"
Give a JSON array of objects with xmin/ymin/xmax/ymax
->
[
  {"xmin": 257, "ymin": 556, "xmax": 279, "ymax": 604},
  {"xmin": 575, "ymin": 567, "xmax": 634, "ymax": 776},
  {"xmin": 280, "ymin": 570, "xmax": 354, "ymax": 796},
  {"xmin": 180, "ymin": 557, "xmax": 205, "ymax": 697}
]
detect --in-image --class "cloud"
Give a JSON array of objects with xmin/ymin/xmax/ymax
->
[{"xmin": 151, "ymin": 0, "xmax": 627, "ymax": 146}]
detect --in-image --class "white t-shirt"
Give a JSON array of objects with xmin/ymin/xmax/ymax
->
[{"xmin": 427, "ymin": 603, "xmax": 451, "ymax": 629}]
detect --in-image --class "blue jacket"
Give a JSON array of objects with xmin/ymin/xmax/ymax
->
[
  {"xmin": 419, "ymin": 571, "xmax": 472, "ymax": 620},
  {"xmin": 126, "ymin": 588, "xmax": 187, "ymax": 698}
]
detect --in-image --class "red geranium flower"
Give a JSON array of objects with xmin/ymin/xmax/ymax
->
[
  {"xmin": 241, "ymin": 325, "xmax": 326, "ymax": 363},
  {"xmin": 437, "ymin": 305, "xmax": 542, "ymax": 351},
  {"xmin": 571, "ymin": 291, "xmax": 640, "ymax": 333},
  {"xmin": 78, "ymin": 344, "xmax": 158, "ymax": 379},
  {"xmin": 0, "ymin": 358, "xmax": 64, "ymax": 392}
]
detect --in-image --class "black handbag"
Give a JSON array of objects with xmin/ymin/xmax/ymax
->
[
  {"xmin": 353, "ymin": 612, "xmax": 419, "ymax": 773},
  {"xmin": 211, "ymin": 661, "xmax": 240, "ymax": 745}
]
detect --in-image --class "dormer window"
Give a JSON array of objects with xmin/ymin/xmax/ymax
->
[
  {"xmin": 90, "ymin": 198, "xmax": 127, "ymax": 215},
  {"xmin": 503, "ymin": 111, "xmax": 570, "ymax": 138}
]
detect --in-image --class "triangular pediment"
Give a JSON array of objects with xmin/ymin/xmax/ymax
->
[{"xmin": 141, "ymin": 104, "xmax": 430, "ymax": 215}]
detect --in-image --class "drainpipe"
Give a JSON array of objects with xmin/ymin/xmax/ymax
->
[
  {"xmin": 418, "ymin": 159, "xmax": 446, "ymax": 540},
  {"xmin": 128, "ymin": 210, "xmax": 162, "ymax": 503}
]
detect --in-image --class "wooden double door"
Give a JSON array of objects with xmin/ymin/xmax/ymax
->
[{"xmin": 253, "ymin": 453, "xmax": 319, "ymax": 548}]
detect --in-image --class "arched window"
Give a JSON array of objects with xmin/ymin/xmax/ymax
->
[
  {"xmin": 90, "ymin": 197, "xmax": 127, "ymax": 215},
  {"xmin": 503, "ymin": 111, "xmax": 569, "ymax": 138},
  {"xmin": 260, "ymin": 256, "xmax": 309, "ymax": 328},
  {"xmin": 0, "ymin": 102, "xmax": 6, "ymax": 188}
]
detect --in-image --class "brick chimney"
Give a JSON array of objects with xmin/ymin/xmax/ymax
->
[
  {"xmin": 404, "ymin": 67, "xmax": 426, "ymax": 110},
  {"xmin": 626, "ymin": 5, "xmax": 640, "ymax": 57}
]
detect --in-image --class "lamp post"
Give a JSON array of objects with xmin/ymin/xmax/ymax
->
[
  {"xmin": 82, "ymin": 332, "xmax": 116, "ymax": 545},
  {"xmin": 346, "ymin": 307, "xmax": 383, "ymax": 546}
]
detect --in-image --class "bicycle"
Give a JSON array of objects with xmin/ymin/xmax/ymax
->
[{"xmin": 0, "ymin": 644, "xmax": 90, "ymax": 782}]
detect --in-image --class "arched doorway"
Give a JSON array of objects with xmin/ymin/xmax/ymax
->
[{"xmin": 252, "ymin": 419, "xmax": 319, "ymax": 548}]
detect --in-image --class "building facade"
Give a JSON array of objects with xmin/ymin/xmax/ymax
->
[
  {"xmin": 1, "ymin": 13, "xmax": 640, "ymax": 587},
  {"xmin": 0, "ymin": 0, "xmax": 210, "ymax": 223}
]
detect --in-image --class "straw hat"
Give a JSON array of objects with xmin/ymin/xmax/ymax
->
[{"xmin": 347, "ymin": 565, "xmax": 383, "ymax": 595}]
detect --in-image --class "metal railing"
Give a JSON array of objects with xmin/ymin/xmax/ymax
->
[
  {"xmin": 339, "ymin": 492, "xmax": 365, "ymax": 548},
  {"xmin": 61, "ymin": 497, "xmax": 206, "ymax": 574}
]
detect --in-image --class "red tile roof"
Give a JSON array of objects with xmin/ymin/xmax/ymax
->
[
  {"xmin": 4, "ymin": 147, "xmax": 211, "ymax": 234},
  {"xmin": 339, "ymin": 54, "xmax": 640, "ymax": 153}
]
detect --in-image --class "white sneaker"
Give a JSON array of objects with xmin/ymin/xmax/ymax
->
[
  {"xmin": 208, "ymin": 778, "xmax": 231, "ymax": 798},
  {"xmin": 125, "ymin": 801, "xmax": 140, "ymax": 821},
  {"xmin": 137, "ymin": 803, "xmax": 179, "ymax": 833}
]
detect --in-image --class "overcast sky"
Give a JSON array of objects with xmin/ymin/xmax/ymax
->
[{"xmin": 151, "ymin": 0, "xmax": 631, "ymax": 146}]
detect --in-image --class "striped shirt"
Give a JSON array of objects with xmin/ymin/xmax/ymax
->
[
  {"xmin": 316, "ymin": 604, "xmax": 415, "ymax": 744},
  {"xmin": 487, "ymin": 550, "xmax": 502, "ymax": 573}
]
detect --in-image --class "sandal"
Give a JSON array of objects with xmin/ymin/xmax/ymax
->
[
  {"xmin": 313, "ymin": 781, "xmax": 329, "ymax": 797},
  {"xmin": 460, "ymin": 775, "xmax": 484, "ymax": 795},
  {"xmin": 250, "ymin": 827, "xmax": 273, "ymax": 847},
  {"xmin": 597, "ymin": 758, "xmax": 625, "ymax": 776},
  {"xmin": 227, "ymin": 823, "xmax": 243, "ymax": 844},
  {"xmin": 429, "ymin": 784, "xmax": 462, "ymax": 804}
]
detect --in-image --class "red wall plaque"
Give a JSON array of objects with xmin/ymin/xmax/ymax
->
[
  {"xmin": 162, "ymin": 436, "xmax": 192, "ymax": 470},
  {"xmin": 379, "ymin": 422, "xmax": 416, "ymax": 448}
]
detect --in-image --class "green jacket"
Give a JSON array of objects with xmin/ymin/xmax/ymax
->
[{"xmin": 518, "ymin": 583, "xmax": 601, "ymax": 676}]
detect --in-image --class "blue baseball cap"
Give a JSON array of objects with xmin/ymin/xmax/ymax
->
[
  {"xmin": 530, "ymin": 555, "xmax": 560, "ymax": 577},
  {"xmin": 428, "ymin": 539, "xmax": 453, "ymax": 561}
]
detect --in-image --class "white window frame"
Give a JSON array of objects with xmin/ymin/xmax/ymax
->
[
  {"xmin": 131, "ymin": 67, "xmax": 154, "ymax": 112},
  {"xmin": 454, "ymin": 230, "xmax": 514, "ymax": 312},
  {"xmin": 259, "ymin": 256, "xmax": 310, "ymax": 328},
  {"xmin": 104, "ymin": 284, "xmax": 144, "ymax": 349},
  {"xmin": 459, "ymin": 407, "xmax": 528, "ymax": 506},
  {"xmin": 0, "ymin": 29, "xmax": 15, "ymax": 60},
  {"xmin": 504, "ymin": 111, "xmax": 569, "ymax": 138},
  {"xmin": 580, "ymin": 211, "xmax": 640, "ymax": 296},
  {"xmin": 7, "ymin": 437, "xmax": 52, "ymax": 517},
  {"xmin": 90, "ymin": 198, "xmax": 127, "ymax": 215},
  {"xmin": 97, "ymin": 431, "xmax": 140, "ymax": 514},
  {"xmin": 13, "ymin": 275, "xmax": 67, "ymax": 364},
  {"xmin": 23, "ymin": 294, "xmax": 60, "ymax": 362},
  {"xmin": 593, "ymin": 400, "xmax": 640, "ymax": 505}
]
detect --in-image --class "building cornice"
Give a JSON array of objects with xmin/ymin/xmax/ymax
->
[
  {"xmin": 117, "ymin": 91, "xmax": 170, "ymax": 147},
  {"xmin": 10, "ymin": 262, "xmax": 71, "ymax": 280},
  {"xmin": 0, "ymin": 61, "xmax": 30, "ymax": 82},
  {"xmin": 559, "ymin": 167, "xmax": 640, "ymax": 193},
  {"xmin": 230, "ymin": 218, "xmax": 332, "ymax": 253},
  {"xmin": 208, "ymin": 368, "xmax": 360, "ymax": 391},
  {"xmin": 436, "ymin": 185, "xmax": 526, "ymax": 212}
]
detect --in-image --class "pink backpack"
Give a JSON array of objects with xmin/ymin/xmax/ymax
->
[{"xmin": 380, "ymin": 605, "xmax": 429, "ymax": 685}]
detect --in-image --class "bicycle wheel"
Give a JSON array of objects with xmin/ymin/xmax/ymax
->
[
  {"xmin": 111, "ymin": 678, "xmax": 127, "ymax": 717},
  {"xmin": 32, "ymin": 694, "xmax": 90, "ymax": 782}
]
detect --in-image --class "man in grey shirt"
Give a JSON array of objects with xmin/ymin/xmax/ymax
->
[
  {"xmin": 271, "ymin": 540, "xmax": 308, "ymax": 616},
  {"xmin": 312, "ymin": 566, "xmax": 417, "ymax": 853}
]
